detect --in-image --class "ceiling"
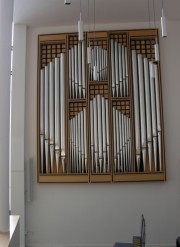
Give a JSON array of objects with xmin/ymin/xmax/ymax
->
[{"xmin": 13, "ymin": 0, "xmax": 180, "ymax": 27}]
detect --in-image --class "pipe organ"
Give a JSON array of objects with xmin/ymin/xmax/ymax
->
[{"xmin": 37, "ymin": 29, "xmax": 166, "ymax": 183}]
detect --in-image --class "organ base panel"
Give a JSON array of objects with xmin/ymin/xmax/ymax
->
[{"xmin": 37, "ymin": 29, "xmax": 166, "ymax": 183}]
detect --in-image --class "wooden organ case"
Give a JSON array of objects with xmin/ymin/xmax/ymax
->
[{"xmin": 37, "ymin": 29, "xmax": 166, "ymax": 183}]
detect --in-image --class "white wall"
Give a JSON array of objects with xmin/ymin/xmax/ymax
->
[
  {"xmin": 19, "ymin": 21, "xmax": 180, "ymax": 247},
  {"xmin": 11, "ymin": 24, "xmax": 27, "ymax": 247}
]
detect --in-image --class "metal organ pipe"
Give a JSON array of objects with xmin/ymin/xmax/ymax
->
[
  {"xmin": 54, "ymin": 57, "xmax": 60, "ymax": 173},
  {"xmin": 40, "ymin": 69, "xmax": 45, "ymax": 173},
  {"xmin": 154, "ymin": 64, "xmax": 162, "ymax": 171},
  {"xmin": 149, "ymin": 61, "xmax": 158, "ymax": 171},
  {"xmin": 44, "ymin": 65, "xmax": 49, "ymax": 173},
  {"xmin": 137, "ymin": 54, "xmax": 147, "ymax": 171},
  {"xmin": 131, "ymin": 50, "xmax": 141, "ymax": 171},
  {"xmin": 144, "ymin": 57, "xmax": 153, "ymax": 171},
  {"xmin": 49, "ymin": 62, "xmax": 55, "ymax": 173}
]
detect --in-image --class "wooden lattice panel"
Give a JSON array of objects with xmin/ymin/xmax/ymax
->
[
  {"xmin": 109, "ymin": 33, "xmax": 128, "ymax": 46},
  {"xmin": 130, "ymin": 38, "xmax": 155, "ymax": 60},
  {"xmin": 40, "ymin": 42, "xmax": 66, "ymax": 68},
  {"xmin": 69, "ymin": 101, "xmax": 86, "ymax": 119},
  {"xmin": 89, "ymin": 83, "xmax": 109, "ymax": 100},
  {"xmin": 112, "ymin": 99, "xmax": 131, "ymax": 117}
]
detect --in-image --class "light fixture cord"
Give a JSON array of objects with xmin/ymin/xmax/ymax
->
[
  {"xmin": 88, "ymin": 0, "xmax": 90, "ymax": 31},
  {"xmin": 94, "ymin": 0, "xmax": 96, "ymax": 33},
  {"xmin": 88, "ymin": 0, "xmax": 91, "ymax": 46},
  {"xmin": 162, "ymin": 0, "xmax": 164, "ymax": 9},
  {"xmin": 80, "ymin": 0, "xmax": 82, "ymax": 14},
  {"xmin": 148, "ymin": 0, "xmax": 151, "ymax": 29},
  {"xmin": 153, "ymin": 0, "xmax": 156, "ymax": 28}
]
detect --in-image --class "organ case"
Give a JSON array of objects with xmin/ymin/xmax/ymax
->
[{"xmin": 37, "ymin": 29, "xmax": 166, "ymax": 183}]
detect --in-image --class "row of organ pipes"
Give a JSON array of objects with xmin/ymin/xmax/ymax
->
[
  {"xmin": 68, "ymin": 41, "xmax": 86, "ymax": 99},
  {"xmin": 39, "ymin": 41, "xmax": 162, "ymax": 175},
  {"xmin": 131, "ymin": 50, "xmax": 162, "ymax": 172},
  {"xmin": 69, "ymin": 109, "xmax": 87, "ymax": 173},
  {"xmin": 40, "ymin": 53, "xmax": 66, "ymax": 174},
  {"xmin": 113, "ymin": 108, "xmax": 131, "ymax": 172},
  {"xmin": 90, "ymin": 95, "xmax": 110, "ymax": 173},
  {"xmin": 88, "ymin": 46, "xmax": 108, "ymax": 81},
  {"xmin": 110, "ymin": 39, "xmax": 129, "ymax": 97}
]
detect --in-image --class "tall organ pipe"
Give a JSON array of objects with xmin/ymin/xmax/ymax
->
[
  {"xmin": 154, "ymin": 64, "xmax": 162, "ymax": 171},
  {"xmin": 44, "ymin": 65, "xmax": 49, "ymax": 173},
  {"xmin": 137, "ymin": 54, "xmax": 147, "ymax": 171},
  {"xmin": 131, "ymin": 50, "xmax": 141, "ymax": 171},
  {"xmin": 149, "ymin": 61, "xmax": 158, "ymax": 171},
  {"xmin": 40, "ymin": 69, "xmax": 45, "ymax": 173},
  {"xmin": 144, "ymin": 58, "xmax": 153, "ymax": 171},
  {"xmin": 49, "ymin": 62, "xmax": 55, "ymax": 173}
]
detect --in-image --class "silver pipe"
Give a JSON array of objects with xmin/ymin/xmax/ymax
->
[
  {"xmin": 93, "ymin": 97, "xmax": 99, "ymax": 173},
  {"xmin": 55, "ymin": 57, "xmax": 60, "ymax": 173},
  {"xmin": 122, "ymin": 45, "xmax": 126, "ymax": 97},
  {"xmin": 115, "ymin": 109, "xmax": 120, "ymax": 172},
  {"xmin": 127, "ymin": 116, "xmax": 131, "ymax": 172},
  {"xmin": 121, "ymin": 113, "xmax": 126, "ymax": 172},
  {"xmin": 111, "ymin": 39, "xmax": 115, "ymax": 97},
  {"xmin": 78, "ymin": 112, "xmax": 82, "ymax": 173},
  {"xmin": 124, "ymin": 115, "xmax": 129, "ymax": 172},
  {"xmin": 82, "ymin": 41, "xmax": 86, "ymax": 98},
  {"xmin": 105, "ymin": 50, "xmax": 108, "ymax": 80},
  {"xmin": 102, "ymin": 97, "xmax": 107, "ymax": 173},
  {"xmin": 83, "ymin": 108, "xmax": 87, "ymax": 173},
  {"xmin": 49, "ymin": 61, "xmax": 55, "ymax": 173},
  {"xmin": 138, "ymin": 54, "xmax": 147, "ymax": 172},
  {"xmin": 78, "ymin": 42, "xmax": 82, "ymax": 98},
  {"xmin": 44, "ymin": 65, "xmax": 49, "ymax": 173},
  {"xmin": 96, "ymin": 47, "xmax": 100, "ymax": 80},
  {"xmin": 75, "ymin": 114, "xmax": 79, "ymax": 172},
  {"xmin": 105, "ymin": 99, "xmax": 110, "ymax": 172},
  {"xmin": 131, "ymin": 50, "xmax": 141, "ymax": 171},
  {"xmin": 97, "ymin": 95, "xmax": 103, "ymax": 172},
  {"xmin": 154, "ymin": 64, "xmax": 162, "ymax": 171},
  {"xmin": 118, "ymin": 43, "xmax": 123, "ymax": 97},
  {"xmin": 71, "ymin": 47, "xmax": 75, "ymax": 99},
  {"xmin": 40, "ymin": 68, "xmax": 45, "ymax": 173},
  {"xmin": 40, "ymin": 69, "xmax": 45, "ymax": 135},
  {"xmin": 69, "ymin": 119, "xmax": 72, "ymax": 172},
  {"xmin": 72, "ymin": 117, "xmax": 77, "ymax": 172},
  {"xmin": 115, "ymin": 41, "xmax": 119, "ymax": 97},
  {"xmin": 113, "ymin": 108, "xmax": 117, "ymax": 171},
  {"xmin": 60, "ymin": 53, "xmax": 65, "ymax": 173},
  {"xmin": 74, "ymin": 45, "xmax": 78, "ymax": 98},
  {"xmin": 40, "ymin": 135, "xmax": 44, "ymax": 173},
  {"xmin": 118, "ymin": 111, "xmax": 123, "ymax": 172},
  {"xmin": 149, "ymin": 61, "xmax": 158, "ymax": 171},
  {"xmin": 144, "ymin": 57, "xmax": 153, "ymax": 171},
  {"xmin": 125, "ymin": 47, "xmax": 128, "ymax": 96},
  {"xmin": 80, "ymin": 110, "xmax": 85, "ymax": 173},
  {"xmin": 90, "ymin": 100, "xmax": 95, "ymax": 172}
]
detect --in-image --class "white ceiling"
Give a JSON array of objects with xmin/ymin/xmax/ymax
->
[{"xmin": 13, "ymin": 0, "xmax": 180, "ymax": 27}]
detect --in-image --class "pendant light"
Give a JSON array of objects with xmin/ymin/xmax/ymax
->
[
  {"xmin": 87, "ymin": 0, "xmax": 92, "ymax": 64},
  {"xmin": 161, "ymin": 0, "xmax": 167, "ymax": 38},
  {"xmin": 78, "ymin": 0, "xmax": 83, "ymax": 41},
  {"xmin": 153, "ymin": 0, "xmax": 159, "ymax": 62}
]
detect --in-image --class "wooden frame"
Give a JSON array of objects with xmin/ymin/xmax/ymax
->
[{"xmin": 37, "ymin": 29, "xmax": 166, "ymax": 183}]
